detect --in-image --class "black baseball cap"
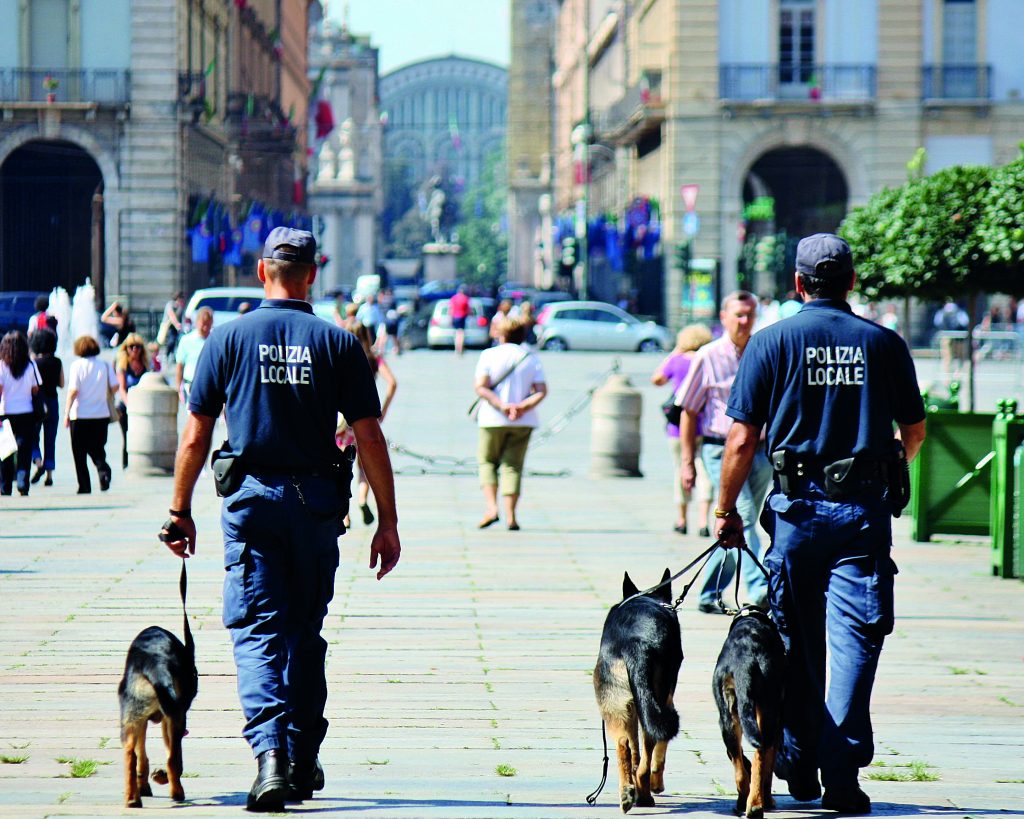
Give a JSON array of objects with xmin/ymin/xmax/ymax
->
[
  {"xmin": 796, "ymin": 233, "xmax": 854, "ymax": 278},
  {"xmin": 263, "ymin": 227, "xmax": 317, "ymax": 264}
]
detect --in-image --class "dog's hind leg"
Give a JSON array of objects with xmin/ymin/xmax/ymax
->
[
  {"xmin": 716, "ymin": 675, "xmax": 750, "ymax": 815},
  {"xmin": 649, "ymin": 693, "xmax": 672, "ymax": 793},
  {"xmin": 607, "ymin": 719, "xmax": 637, "ymax": 813},
  {"xmin": 633, "ymin": 730, "xmax": 656, "ymax": 808},
  {"xmin": 122, "ymin": 725, "xmax": 143, "ymax": 808},
  {"xmin": 135, "ymin": 722, "xmax": 154, "ymax": 798},
  {"xmin": 747, "ymin": 704, "xmax": 777, "ymax": 816},
  {"xmin": 161, "ymin": 715, "xmax": 186, "ymax": 802}
]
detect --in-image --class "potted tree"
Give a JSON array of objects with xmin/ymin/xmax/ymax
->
[{"xmin": 43, "ymin": 74, "xmax": 59, "ymax": 103}]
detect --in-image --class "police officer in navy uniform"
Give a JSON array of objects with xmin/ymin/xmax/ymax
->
[
  {"xmin": 713, "ymin": 234, "xmax": 926, "ymax": 814},
  {"xmin": 161, "ymin": 227, "xmax": 400, "ymax": 812}
]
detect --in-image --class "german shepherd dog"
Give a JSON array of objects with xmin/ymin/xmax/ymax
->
[
  {"xmin": 593, "ymin": 569, "xmax": 683, "ymax": 813},
  {"xmin": 712, "ymin": 605, "xmax": 785, "ymax": 818},
  {"xmin": 118, "ymin": 625, "xmax": 198, "ymax": 807}
]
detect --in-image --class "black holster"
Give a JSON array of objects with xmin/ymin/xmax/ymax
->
[{"xmin": 211, "ymin": 444, "xmax": 243, "ymax": 498}]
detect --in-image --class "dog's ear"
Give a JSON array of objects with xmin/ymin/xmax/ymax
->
[
  {"xmin": 622, "ymin": 571, "xmax": 639, "ymax": 599},
  {"xmin": 653, "ymin": 567, "xmax": 672, "ymax": 603}
]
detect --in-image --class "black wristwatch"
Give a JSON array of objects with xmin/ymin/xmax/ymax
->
[{"xmin": 169, "ymin": 508, "xmax": 192, "ymax": 518}]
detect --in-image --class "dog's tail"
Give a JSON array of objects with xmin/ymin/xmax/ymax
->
[
  {"xmin": 734, "ymin": 667, "xmax": 770, "ymax": 749},
  {"xmin": 625, "ymin": 645, "xmax": 679, "ymax": 743}
]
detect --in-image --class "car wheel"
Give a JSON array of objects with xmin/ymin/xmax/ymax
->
[
  {"xmin": 638, "ymin": 338, "xmax": 662, "ymax": 353},
  {"xmin": 543, "ymin": 337, "xmax": 568, "ymax": 352}
]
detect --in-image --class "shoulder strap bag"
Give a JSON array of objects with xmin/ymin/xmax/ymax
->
[{"xmin": 467, "ymin": 350, "xmax": 532, "ymax": 419}]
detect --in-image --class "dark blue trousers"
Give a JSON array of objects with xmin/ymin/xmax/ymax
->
[
  {"xmin": 761, "ymin": 485, "xmax": 896, "ymax": 791},
  {"xmin": 221, "ymin": 474, "xmax": 346, "ymax": 761}
]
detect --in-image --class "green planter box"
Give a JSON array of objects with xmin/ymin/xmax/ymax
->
[{"xmin": 911, "ymin": 408, "xmax": 995, "ymax": 542}]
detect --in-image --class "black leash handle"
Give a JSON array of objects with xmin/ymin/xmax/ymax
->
[{"xmin": 585, "ymin": 721, "xmax": 609, "ymax": 805}]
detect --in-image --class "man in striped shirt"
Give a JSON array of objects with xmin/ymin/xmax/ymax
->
[{"xmin": 675, "ymin": 290, "xmax": 771, "ymax": 613}]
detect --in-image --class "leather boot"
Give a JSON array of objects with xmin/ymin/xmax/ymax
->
[
  {"xmin": 247, "ymin": 749, "xmax": 289, "ymax": 812},
  {"xmin": 287, "ymin": 757, "xmax": 325, "ymax": 801}
]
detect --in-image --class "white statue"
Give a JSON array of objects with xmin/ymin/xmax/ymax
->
[
  {"xmin": 338, "ymin": 117, "xmax": 356, "ymax": 181},
  {"xmin": 317, "ymin": 139, "xmax": 337, "ymax": 181}
]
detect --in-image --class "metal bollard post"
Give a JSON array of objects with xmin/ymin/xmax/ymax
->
[
  {"xmin": 126, "ymin": 373, "xmax": 179, "ymax": 475},
  {"xmin": 590, "ymin": 373, "xmax": 643, "ymax": 477}
]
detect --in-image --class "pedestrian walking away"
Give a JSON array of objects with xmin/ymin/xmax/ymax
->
[
  {"xmin": 449, "ymin": 285, "xmax": 471, "ymax": 356},
  {"xmin": 159, "ymin": 227, "xmax": 401, "ymax": 813},
  {"xmin": 0, "ymin": 330, "xmax": 42, "ymax": 496},
  {"xmin": 351, "ymin": 322, "xmax": 397, "ymax": 526},
  {"xmin": 64, "ymin": 335, "xmax": 117, "ymax": 494},
  {"xmin": 714, "ymin": 233, "xmax": 927, "ymax": 815},
  {"xmin": 473, "ymin": 316, "xmax": 547, "ymax": 531},
  {"xmin": 651, "ymin": 323, "xmax": 713, "ymax": 536},
  {"xmin": 29, "ymin": 328, "xmax": 63, "ymax": 487},
  {"xmin": 158, "ymin": 291, "xmax": 185, "ymax": 362},
  {"xmin": 175, "ymin": 307, "xmax": 213, "ymax": 405},
  {"xmin": 674, "ymin": 291, "xmax": 771, "ymax": 612}
]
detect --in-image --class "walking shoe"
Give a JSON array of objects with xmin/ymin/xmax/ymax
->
[
  {"xmin": 822, "ymin": 786, "xmax": 871, "ymax": 814},
  {"xmin": 247, "ymin": 749, "xmax": 289, "ymax": 812},
  {"xmin": 361, "ymin": 504, "xmax": 374, "ymax": 525},
  {"xmin": 774, "ymin": 756, "xmax": 821, "ymax": 802},
  {"xmin": 99, "ymin": 468, "xmax": 111, "ymax": 492},
  {"xmin": 697, "ymin": 601, "xmax": 728, "ymax": 615},
  {"xmin": 287, "ymin": 757, "xmax": 325, "ymax": 801},
  {"xmin": 699, "ymin": 526, "xmax": 711, "ymax": 537},
  {"xmin": 31, "ymin": 466, "xmax": 44, "ymax": 485},
  {"xmin": 44, "ymin": 476, "xmax": 53, "ymax": 487}
]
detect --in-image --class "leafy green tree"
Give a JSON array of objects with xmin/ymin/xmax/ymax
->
[
  {"xmin": 839, "ymin": 160, "xmax": 1013, "ymax": 409},
  {"xmin": 386, "ymin": 206, "xmax": 432, "ymax": 259},
  {"xmin": 979, "ymin": 152, "xmax": 1024, "ymax": 282},
  {"xmin": 455, "ymin": 149, "xmax": 508, "ymax": 291}
]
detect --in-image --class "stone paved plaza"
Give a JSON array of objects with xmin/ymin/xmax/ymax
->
[{"xmin": 1, "ymin": 349, "xmax": 1022, "ymax": 817}]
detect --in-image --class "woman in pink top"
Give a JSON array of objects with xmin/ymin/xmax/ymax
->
[{"xmin": 651, "ymin": 324, "xmax": 713, "ymax": 535}]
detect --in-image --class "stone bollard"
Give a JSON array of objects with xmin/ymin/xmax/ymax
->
[
  {"xmin": 126, "ymin": 372, "xmax": 179, "ymax": 475},
  {"xmin": 590, "ymin": 373, "xmax": 643, "ymax": 477}
]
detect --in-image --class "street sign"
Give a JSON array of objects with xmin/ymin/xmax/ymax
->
[
  {"xmin": 680, "ymin": 183, "xmax": 700, "ymax": 212},
  {"xmin": 682, "ymin": 211, "xmax": 700, "ymax": 237}
]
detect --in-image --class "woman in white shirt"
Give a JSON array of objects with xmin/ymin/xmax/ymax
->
[
  {"xmin": 473, "ymin": 317, "xmax": 547, "ymax": 531},
  {"xmin": 64, "ymin": 335, "xmax": 117, "ymax": 494},
  {"xmin": 0, "ymin": 331, "xmax": 41, "ymax": 496}
]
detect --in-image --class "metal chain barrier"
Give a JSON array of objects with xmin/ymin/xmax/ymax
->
[{"xmin": 388, "ymin": 359, "xmax": 622, "ymax": 477}]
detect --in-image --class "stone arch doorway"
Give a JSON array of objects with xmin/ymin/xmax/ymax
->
[
  {"xmin": 0, "ymin": 139, "xmax": 104, "ymax": 294},
  {"xmin": 740, "ymin": 146, "xmax": 848, "ymax": 296}
]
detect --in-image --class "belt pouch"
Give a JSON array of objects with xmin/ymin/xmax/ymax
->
[{"xmin": 823, "ymin": 456, "xmax": 857, "ymax": 499}]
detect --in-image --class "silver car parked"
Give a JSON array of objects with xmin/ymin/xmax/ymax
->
[{"xmin": 534, "ymin": 300, "xmax": 670, "ymax": 352}]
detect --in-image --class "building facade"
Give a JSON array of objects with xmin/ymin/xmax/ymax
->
[
  {"xmin": 380, "ymin": 55, "xmax": 507, "ymax": 216},
  {"xmin": 552, "ymin": 0, "xmax": 1024, "ymax": 329},
  {"xmin": 307, "ymin": 18, "xmax": 382, "ymax": 294},
  {"xmin": 0, "ymin": 0, "xmax": 310, "ymax": 313},
  {"xmin": 507, "ymin": 0, "xmax": 557, "ymax": 287}
]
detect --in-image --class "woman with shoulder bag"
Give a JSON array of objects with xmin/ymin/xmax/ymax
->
[
  {"xmin": 64, "ymin": 335, "xmax": 117, "ymax": 494},
  {"xmin": 651, "ymin": 324, "xmax": 713, "ymax": 536},
  {"xmin": 0, "ymin": 330, "xmax": 42, "ymax": 496}
]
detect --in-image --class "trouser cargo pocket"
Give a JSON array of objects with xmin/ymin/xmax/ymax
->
[{"xmin": 222, "ymin": 541, "xmax": 253, "ymax": 628}]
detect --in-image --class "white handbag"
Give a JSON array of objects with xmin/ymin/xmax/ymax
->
[{"xmin": 0, "ymin": 420, "xmax": 17, "ymax": 460}]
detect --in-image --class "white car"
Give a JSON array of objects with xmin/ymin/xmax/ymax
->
[
  {"xmin": 534, "ymin": 300, "xmax": 671, "ymax": 352},
  {"xmin": 426, "ymin": 298, "xmax": 491, "ymax": 349},
  {"xmin": 184, "ymin": 287, "xmax": 265, "ymax": 329}
]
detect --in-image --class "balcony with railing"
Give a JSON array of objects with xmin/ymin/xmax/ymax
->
[
  {"xmin": 720, "ymin": 64, "xmax": 876, "ymax": 104},
  {"xmin": 593, "ymin": 71, "xmax": 665, "ymax": 145},
  {"xmin": 0, "ymin": 68, "xmax": 130, "ymax": 104},
  {"xmin": 922, "ymin": 64, "xmax": 992, "ymax": 101}
]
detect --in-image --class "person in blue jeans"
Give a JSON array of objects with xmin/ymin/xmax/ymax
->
[
  {"xmin": 29, "ymin": 329, "xmax": 63, "ymax": 487},
  {"xmin": 161, "ymin": 228, "xmax": 401, "ymax": 813},
  {"xmin": 714, "ymin": 234, "xmax": 926, "ymax": 814},
  {"xmin": 698, "ymin": 441, "xmax": 771, "ymax": 609}
]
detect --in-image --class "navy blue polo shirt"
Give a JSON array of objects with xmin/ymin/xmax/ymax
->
[
  {"xmin": 727, "ymin": 299, "xmax": 925, "ymax": 462},
  {"xmin": 189, "ymin": 299, "xmax": 380, "ymax": 470}
]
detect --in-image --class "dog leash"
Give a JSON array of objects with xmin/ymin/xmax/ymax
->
[
  {"xmin": 712, "ymin": 540, "xmax": 771, "ymax": 616},
  {"xmin": 584, "ymin": 722, "xmax": 609, "ymax": 805},
  {"xmin": 179, "ymin": 560, "xmax": 194, "ymax": 655},
  {"xmin": 616, "ymin": 540, "xmax": 723, "ymax": 611}
]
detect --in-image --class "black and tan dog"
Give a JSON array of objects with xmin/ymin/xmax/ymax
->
[
  {"xmin": 712, "ymin": 604, "xmax": 785, "ymax": 818},
  {"xmin": 118, "ymin": 624, "xmax": 198, "ymax": 808},
  {"xmin": 594, "ymin": 569, "xmax": 683, "ymax": 813}
]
